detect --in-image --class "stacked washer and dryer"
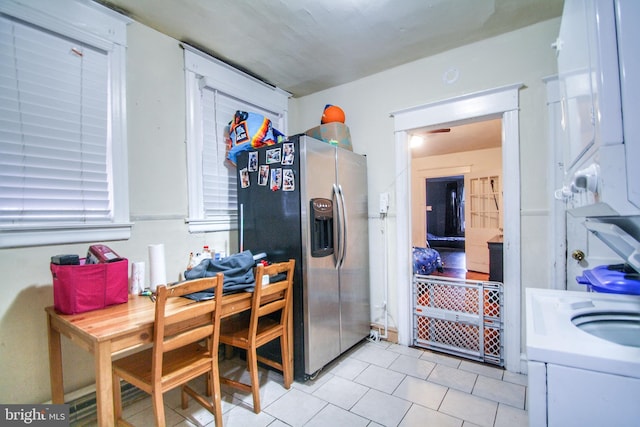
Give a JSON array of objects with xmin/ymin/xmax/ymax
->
[{"xmin": 527, "ymin": 1, "xmax": 640, "ymax": 426}]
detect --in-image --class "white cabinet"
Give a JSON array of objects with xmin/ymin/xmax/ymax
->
[
  {"xmin": 529, "ymin": 360, "xmax": 640, "ymax": 427},
  {"xmin": 555, "ymin": 0, "xmax": 622, "ymax": 172}
]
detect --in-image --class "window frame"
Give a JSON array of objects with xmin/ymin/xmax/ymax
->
[
  {"xmin": 183, "ymin": 45, "xmax": 290, "ymax": 233},
  {"xmin": 0, "ymin": 0, "xmax": 131, "ymax": 248}
]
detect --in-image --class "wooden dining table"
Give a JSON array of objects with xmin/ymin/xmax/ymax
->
[{"xmin": 46, "ymin": 290, "xmax": 276, "ymax": 426}]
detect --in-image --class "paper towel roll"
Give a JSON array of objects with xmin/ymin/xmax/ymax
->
[
  {"xmin": 148, "ymin": 244, "xmax": 166, "ymax": 292},
  {"xmin": 131, "ymin": 261, "xmax": 145, "ymax": 294}
]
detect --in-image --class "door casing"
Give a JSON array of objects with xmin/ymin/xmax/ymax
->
[{"xmin": 391, "ymin": 83, "xmax": 524, "ymax": 373}]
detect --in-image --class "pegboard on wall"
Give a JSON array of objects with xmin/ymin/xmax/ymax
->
[{"xmin": 413, "ymin": 274, "xmax": 503, "ymax": 366}]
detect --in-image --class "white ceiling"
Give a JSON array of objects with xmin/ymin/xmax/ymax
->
[
  {"xmin": 95, "ymin": 0, "xmax": 562, "ymax": 157},
  {"xmin": 96, "ymin": 0, "xmax": 563, "ymax": 97},
  {"xmin": 410, "ymin": 118, "xmax": 503, "ymax": 158}
]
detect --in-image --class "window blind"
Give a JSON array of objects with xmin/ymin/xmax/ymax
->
[
  {"xmin": 201, "ymin": 87, "xmax": 281, "ymax": 220},
  {"xmin": 0, "ymin": 15, "xmax": 111, "ymax": 226}
]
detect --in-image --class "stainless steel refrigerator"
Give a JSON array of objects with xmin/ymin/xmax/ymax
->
[{"xmin": 236, "ymin": 134, "xmax": 370, "ymax": 381}]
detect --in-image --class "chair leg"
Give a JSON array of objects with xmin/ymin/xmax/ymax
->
[
  {"xmin": 247, "ymin": 346, "xmax": 261, "ymax": 414},
  {"xmin": 280, "ymin": 334, "xmax": 292, "ymax": 389},
  {"xmin": 224, "ymin": 343, "xmax": 234, "ymax": 360},
  {"xmin": 211, "ymin": 359, "xmax": 223, "ymax": 427},
  {"xmin": 151, "ymin": 390, "xmax": 165, "ymax": 426},
  {"xmin": 182, "ymin": 377, "xmax": 223, "ymax": 426},
  {"xmin": 206, "ymin": 371, "xmax": 213, "ymax": 396},
  {"xmin": 182, "ymin": 369, "xmax": 222, "ymax": 427}
]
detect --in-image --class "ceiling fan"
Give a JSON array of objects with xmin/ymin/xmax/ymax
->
[
  {"xmin": 410, "ymin": 127, "xmax": 451, "ymax": 149},
  {"xmin": 427, "ymin": 128, "xmax": 451, "ymax": 134}
]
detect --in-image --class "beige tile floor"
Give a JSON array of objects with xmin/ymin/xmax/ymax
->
[{"xmin": 75, "ymin": 340, "xmax": 528, "ymax": 427}]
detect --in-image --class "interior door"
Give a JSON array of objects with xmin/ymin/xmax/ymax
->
[{"xmin": 464, "ymin": 172, "xmax": 502, "ymax": 273}]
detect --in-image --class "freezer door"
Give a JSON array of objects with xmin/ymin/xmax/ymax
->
[
  {"xmin": 337, "ymin": 147, "xmax": 370, "ymax": 352},
  {"xmin": 299, "ymin": 137, "xmax": 341, "ymax": 375},
  {"xmin": 236, "ymin": 144, "xmax": 302, "ymax": 262}
]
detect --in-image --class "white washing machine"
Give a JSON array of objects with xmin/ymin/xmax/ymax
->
[{"xmin": 526, "ymin": 288, "xmax": 640, "ymax": 427}]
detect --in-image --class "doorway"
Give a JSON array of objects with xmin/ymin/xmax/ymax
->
[
  {"xmin": 392, "ymin": 84, "xmax": 523, "ymax": 373},
  {"xmin": 413, "ymin": 119, "xmax": 503, "ymax": 280}
]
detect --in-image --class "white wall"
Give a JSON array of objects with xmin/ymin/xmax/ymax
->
[
  {"xmin": 0, "ymin": 17, "xmax": 560, "ymax": 404},
  {"xmin": 0, "ymin": 22, "xmax": 237, "ymax": 404},
  {"xmin": 292, "ymin": 18, "xmax": 560, "ymax": 348}
]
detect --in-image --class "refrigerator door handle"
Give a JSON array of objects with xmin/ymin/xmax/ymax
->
[
  {"xmin": 333, "ymin": 184, "xmax": 344, "ymax": 269},
  {"xmin": 338, "ymin": 184, "xmax": 348, "ymax": 268}
]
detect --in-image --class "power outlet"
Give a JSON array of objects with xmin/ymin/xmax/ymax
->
[{"xmin": 379, "ymin": 192, "xmax": 389, "ymax": 214}]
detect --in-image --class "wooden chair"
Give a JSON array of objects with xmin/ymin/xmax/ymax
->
[
  {"xmin": 112, "ymin": 274, "xmax": 224, "ymax": 427},
  {"xmin": 219, "ymin": 259, "xmax": 295, "ymax": 413}
]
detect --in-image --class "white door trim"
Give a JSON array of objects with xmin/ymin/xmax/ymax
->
[{"xmin": 391, "ymin": 83, "xmax": 524, "ymax": 373}]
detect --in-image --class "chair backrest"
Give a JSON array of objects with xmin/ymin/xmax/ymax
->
[
  {"xmin": 151, "ymin": 273, "xmax": 224, "ymax": 378},
  {"xmin": 250, "ymin": 260, "xmax": 295, "ymax": 335}
]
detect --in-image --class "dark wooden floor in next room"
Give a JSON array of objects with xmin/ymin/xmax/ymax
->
[{"xmin": 431, "ymin": 248, "xmax": 489, "ymax": 281}]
